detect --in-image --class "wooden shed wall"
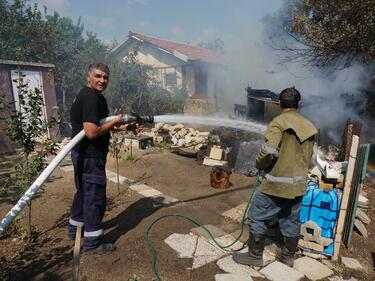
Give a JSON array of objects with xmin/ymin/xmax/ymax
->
[{"xmin": 0, "ymin": 63, "xmax": 58, "ymax": 154}]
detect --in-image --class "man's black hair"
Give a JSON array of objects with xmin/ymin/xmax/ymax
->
[
  {"xmin": 87, "ymin": 62, "xmax": 110, "ymax": 76},
  {"xmin": 279, "ymin": 87, "xmax": 301, "ymax": 109}
]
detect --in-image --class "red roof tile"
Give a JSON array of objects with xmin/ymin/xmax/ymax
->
[{"xmin": 129, "ymin": 32, "xmax": 228, "ymax": 65}]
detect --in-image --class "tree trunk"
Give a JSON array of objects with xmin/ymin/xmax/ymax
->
[
  {"xmin": 28, "ymin": 201, "xmax": 32, "ymax": 238},
  {"xmin": 116, "ymin": 154, "xmax": 120, "ymax": 195}
]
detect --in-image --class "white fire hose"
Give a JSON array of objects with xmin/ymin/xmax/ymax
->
[{"xmin": 0, "ymin": 114, "xmax": 137, "ymax": 234}]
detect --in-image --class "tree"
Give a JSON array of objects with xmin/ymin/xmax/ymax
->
[
  {"xmin": 288, "ymin": 0, "xmax": 375, "ymax": 67},
  {"xmin": 0, "ymin": 0, "xmax": 110, "ymax": 124},
  {"xmin": 106, "ymin": 52, "xmax": 186, "ymax": 116}
]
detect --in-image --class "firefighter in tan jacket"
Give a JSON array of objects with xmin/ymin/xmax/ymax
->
[{"xmin": 233, "ymin": 87, "xmax": 318, "ymax": 267}]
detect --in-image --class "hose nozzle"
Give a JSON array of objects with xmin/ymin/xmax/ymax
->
[{"xmin": 130, "ymin": 111, "xmax": 154, "ymax": 124}]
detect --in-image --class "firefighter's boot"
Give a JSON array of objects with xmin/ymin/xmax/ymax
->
[
  {"xmin": 233, "ymin": 233, "xmax": 264, "ymax": 267},
  {"xmin": 276, "ymin": 236, "xmax": 299, "ymax": 267}
]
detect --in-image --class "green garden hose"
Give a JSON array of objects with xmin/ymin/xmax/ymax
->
[{"xmin": 144, "ymin": 174, "xmax": 262, "ymax": 281}]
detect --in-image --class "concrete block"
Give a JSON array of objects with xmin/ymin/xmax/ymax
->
[
  {"xmin": 216, "ymin": 256, "xmax": 263, "ymax": 278},
  {"xmin": 203, "ymin": 157, "xmax": 228, "ymax": 166},
  {"xmin": 260, "ymin": 261, "xmax": 305, "ymax": 281},
  {"xmin": 177, "ymin": 139, "xmax": 186, "ymax": 147},
  {"xmin": 197, "ymin": 132, "xmax": 210, "ymax": 137},
  {"xmin": 341, "ymin": 257, "xmax": 363, "ymax": 271},
  {"xmin": 215, "ymin": 273, "xmax": 253, "ymax": 281},
  {"xmin": 210, "ymin": 147, "xmax": 223, "ymax": 160},
  {"xmin": 293, "ymin": 257, "xmax": 333, "ymax": 280}
]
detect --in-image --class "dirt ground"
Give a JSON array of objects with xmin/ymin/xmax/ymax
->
[{"xmin": 0, "ymin": 147, "xmax": 374, "ymax": 281}]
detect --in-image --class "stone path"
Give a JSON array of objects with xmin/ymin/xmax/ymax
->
[{"xmin": 59, "ymin": 162, "xmax": 364, "ymax": 281}]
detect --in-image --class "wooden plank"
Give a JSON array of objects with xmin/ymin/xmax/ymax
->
[
  {"xmin": 343, "ymin": 144, "xmax": 370, "ymax": 247},
  {"xmin": 332, "ymin": 135, "xmax": 359, "ymax": 261},
  {"xmin": 72, "ymin": 226, "xmax": 82, "ymax": 281}
]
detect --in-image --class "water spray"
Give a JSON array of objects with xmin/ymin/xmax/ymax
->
[
  {"xmin": 0, "ymin": 113, "xmax": 264, "ymax": 234},
  {"xmin": 0, "ymin": 113, "xmax": 266, "ymax": 281},
  {"xmin": 0, "ymin": 113, "xmax": 154, "ymax": 234}
]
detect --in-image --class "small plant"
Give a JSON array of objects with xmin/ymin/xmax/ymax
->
[
  {"xmin": 127, "ymin": 274, "xmax": 140, "ymax": 281},
  {"xmin": 0, "ymin": 70, "xmax": 58, "ymax": 238},
  {"xmin": 109, "ymin": 130, "xmax": 126, "ymax": 195}
]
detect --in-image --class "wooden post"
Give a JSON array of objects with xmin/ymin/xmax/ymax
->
[
  {"xmin": 332, "ymin": 135, "xmax": 359, "ymax": 260},
  {"xmin": 72, "ymin": 225, "xmax": 82, "ymax": 281}
]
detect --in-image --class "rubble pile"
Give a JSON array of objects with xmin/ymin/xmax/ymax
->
[{"xmin": 149, "ymin": 123, "xmax": 210, "ymax": 150}]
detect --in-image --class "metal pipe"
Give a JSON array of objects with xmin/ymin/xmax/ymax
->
[{"xmin": 0, "ymin": 114, "xmax": 138, "ymax": 234}]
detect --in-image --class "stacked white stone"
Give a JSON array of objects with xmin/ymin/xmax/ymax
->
[{"xmin": 150, "ymin": 123, "xmax": 210, "ymax": 150}]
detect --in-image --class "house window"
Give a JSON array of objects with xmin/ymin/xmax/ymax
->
[{"xmin": 165, "ymin": 72, "xmax": 177, "ymax": 86}]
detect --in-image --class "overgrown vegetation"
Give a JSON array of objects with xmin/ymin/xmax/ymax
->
[
  {"xmin": 0, "ymin": 71, "xmax": 58, "ymax": 238},
  {"xmin": 0, "ymin": 0, "xmax": 186, "ymax": 122},
  {"xmin": 288, "ymin": 0, "xmax": 375, "ymax": 68},
  {"xmin": 106, "ymin": 52, "xmax": 187, "ymax": 116}
]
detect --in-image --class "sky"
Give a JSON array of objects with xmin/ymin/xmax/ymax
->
[{"xmin": 31, "ymin": 0, "xmax": 283, "ymax": 45}]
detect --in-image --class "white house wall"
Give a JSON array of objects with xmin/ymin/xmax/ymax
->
[
  {"xmin": 185, "ymin": 65, "xmax": 195, "ymax": 97},
  {"xmin": 135, "ymin": 44, "xmax": 186, "ymax": 90}
]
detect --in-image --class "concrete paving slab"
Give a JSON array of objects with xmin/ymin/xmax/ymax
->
[
  {"xmin": 260, "ymin": 261, "xmax": 305, "ymax": 281},
  {"xmin": 222, "ymin": 203, "xmax": 247, "ymax": 223},
  {"xmin": 192, "ymin": 255, "xmax": 223, "ymax": 269},
  {"xmin": 222, "ymin": 223, "xmax": 245, "ymax": 234},
  {"xmin": 191, "ymin": 237, "xmax": 227, "ymax": 269},
  {"xmin": 60, "ymin": 165, "xmax": 74, "ymax": 172},
  {"xmin": 216, "ymin": 255, "xmax": 264, "ymax": 278},
  {"xmin": 210, "ymin": 234, "xmax": 244, "ymax": 251},
  {"xmin": 151, "ymin": 194, "xmax": 179, "ymax": 205},
  {"xmin": 164, "ymin": 233, "xmax": 198, "ymax": 258},
  {"xmin": 294, "ymin": 257, "xmax": 333, "ymax": 280},
  {"xmin": 238, "ymin": 247, "xmax": 276, "ymax": 266},
  {"xmin": 263, "ymin": 248, "xmax": 276, "ymax": 265},
  {"xmin": 215, "ymin": 273, "xmax": 253, "ymax": 281},
  {"xmin": 190, "ymin": 224, "xmax": 227, "ymax": 240},
  {"xmin": 106, "ymin": 169, "xmax": 134, "ymax": 184},
  {"xmin": 341, "ymin": 257, "xmax": 363, "ymax": 271},
  {"xmin": 138, "ymin": 188, "xmax": 163, "ymax": 197},
  {"xmin": 230, "ymin": 229, "xmax": 249, "ymax": 244},
  {"xmin": 195, "ymin": 237, "xmax": 225, "ymax": 256},
  {"xmin": 129, "ymin": 183, "xmax": 153, "ymax": 192}
]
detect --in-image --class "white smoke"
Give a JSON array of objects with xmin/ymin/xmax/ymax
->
[{"xmin": 213, "ymin": 1, "xmax": 373, "ymax": 143}]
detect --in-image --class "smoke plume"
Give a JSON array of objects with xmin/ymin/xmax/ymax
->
[{"xmin": 215, "ymin": 0, "xmax": 373, "ymax": 143}]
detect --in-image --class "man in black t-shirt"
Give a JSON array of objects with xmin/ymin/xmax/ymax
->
[{"xmin": 68, "ymin": 63, "xmax": 134, "ymax": 255}]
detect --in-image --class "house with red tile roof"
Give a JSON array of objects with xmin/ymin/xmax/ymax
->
[{"xmin": 108, "ymin": 32, "xmax": 228, "ymax": 113}]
